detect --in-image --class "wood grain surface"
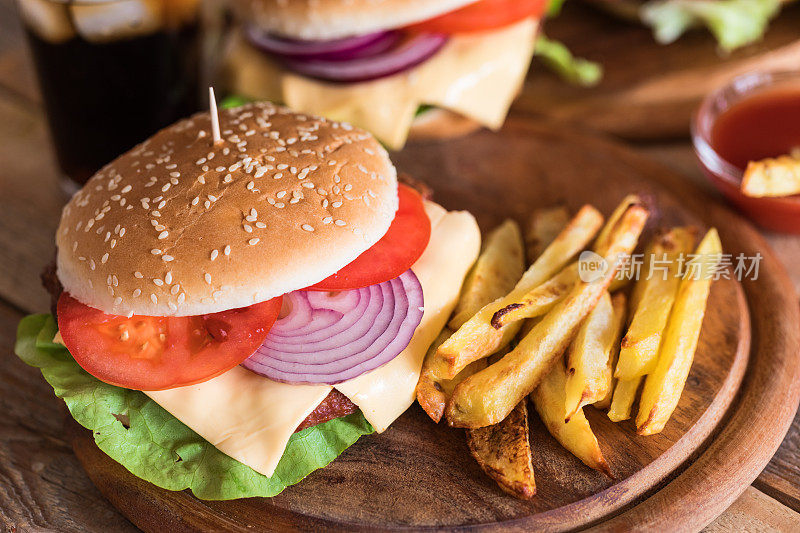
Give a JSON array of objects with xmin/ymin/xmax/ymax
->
[
  {"xmin": 518, "ymin": 2, "xmax": 800, "ymax": 140},
  {"xmin": 1, "ymin": 0, "xmax": 800, "ymax": 530}
]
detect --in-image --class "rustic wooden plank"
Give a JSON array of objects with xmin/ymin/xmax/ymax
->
[
  {"xmin": 0, "ymin": 0, "xmax": 40, "ymax": 103},
  {"xmin": 705, "ymin": 487, "xmax": 800, "ymax": 532},
  {"xmin": 0, "ymin": 92, "xmax": 63, "ymax": 314},
  {"xmin": 0, "ymin": 300, "xmax": 136, "ymax": 532}
]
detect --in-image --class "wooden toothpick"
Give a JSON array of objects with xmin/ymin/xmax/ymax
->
[{"xmin": 209, "ymin": 87, "xmax": 222, "ymax": 145}]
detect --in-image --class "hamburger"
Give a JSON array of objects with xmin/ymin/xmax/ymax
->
[
  {"xmin": 16, "ymin": 101, "xmax": 480, "ymax": 498},
  {"xmin": 225, "ymin": 0, "xmax": 548, "ymax": 149},
  {"xmin": 585, "ymin": 0, "xmax": 791, "ymax": 51}
]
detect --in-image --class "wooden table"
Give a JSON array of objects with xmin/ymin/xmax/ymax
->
[{"xmin": 0, "ymin": 2, "xmax": 798, "ymax": 531}]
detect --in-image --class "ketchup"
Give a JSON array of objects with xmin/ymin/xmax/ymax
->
[{"xmin": 711, "ymin": 88, "xmax": 800, "ymax": 170}]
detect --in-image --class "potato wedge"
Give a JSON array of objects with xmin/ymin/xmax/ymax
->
[
  {"xmin": 564, "ymin": 291, "xmax": 619, "ymax": 421},
  {"xmin": 449, "ymin": 220, "xmax": 525, "ymax": 330},
  {"xmin": 417, "ymin": 329, "xmax": 487, "ymax": 422},
  {"xmin": 466, "ymin": 400, "xmax": 536, "ymax": 499},
  {"xmin": 436, "ymin": 205, "xmax": 604, "ymax": 379},
  {"xmin": 636, "ymin": 228, "xmax": 722, "ymax": 435},
  {"xmin": 531, "ymin": 356, "xmax": 612, "ymax": 477},
  {"xmin": 490, "ymin": 263, "xmax": 578, "ymax": 328},
  {"xmin": 616, "ymin": 227, "xmax": 698, "ymax": 381},
  {"xmin": 593, "ymin": 293, "xmax": 627, "ymax": 411},
  {"xmin": 491, "ymin": 196, "xmax": 643, "ymax": 330},
  {"xmin": 608, "ymin": 376, "xmax": 642, "ymax": 422},
  {"xmin": 526, "ymin": 205, "xmax": 571, "ymax": 265},
  {"xmin": 741, "ymin": 155, "xmax": 800, "ymax": 198},
  {"xmin": 446, "ymin": 204, "xmax": 649, "ymax": 428}
]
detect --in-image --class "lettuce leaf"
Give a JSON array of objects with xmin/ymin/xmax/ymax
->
[
  {"xmin": 534, "ymin": 35, "xmax": 603, "ymax": 87},
  {"xmin": 15, "ymin": 314, "xmax": 374, "ymax": 500},
  {"xmin": 641, "ymin": 0, "xmax": 783, "ymax": 52}
]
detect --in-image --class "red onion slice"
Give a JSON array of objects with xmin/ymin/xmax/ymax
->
[
  {"xmin": 279, "ymin": 33, "xmax": 448, "ymax": 83},
  {"xmin": 244, "ymin": 26, "xmax": 398, "ymax": 60},
  {"xmin": 242, "ymin": 270, "xmax": 424, "ymax": 384}
]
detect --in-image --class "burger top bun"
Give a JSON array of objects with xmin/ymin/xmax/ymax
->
[
  {"xmin": 56, "ymin": 102, "xmax": 398, "ymax": 317},
  {"xmin": 239, "ymin": 0, "xmax": 480, "ymax": 40}
]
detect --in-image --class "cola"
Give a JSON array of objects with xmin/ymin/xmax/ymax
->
[{"xmin": 18, "ymin": 0, "xmax": 202, "ymax": 189}]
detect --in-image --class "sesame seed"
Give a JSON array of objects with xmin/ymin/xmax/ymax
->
[
  {"xmin": 223, "ymin": 174, "xmax": 233, "ymax": 183},
  {"xmin": 169, "ymin": 302, "xmax": 178, "ymax": 312},
  {"xmin": 153, "ymin": 279, "xmax": 164, "ymax": 286},
  {"xmin": 133, "ymin": 289, "xmax": 142, "ymax": 297},
  {"xmin": 191, "ymin": 196, "xmax": 200, "ymax": 206},
  {"xmin": 163, "ymin": 255, "xmax": 175, "ymax": 262},
  {"xmin": 112, "ymin": 275, "xmax": 119, "ymax": 287},
  {"xmin": 276, "ymin": 191, "xmax": 287, "ymax": 198},
  {"xmin": 134, "ymin": 271, "xmax": 143, "ymax": 278},
  {"xmin": 273, "ymin": 173, "xmax": 283, "ymax": 180},
  {"xmin": 243, "ymin": 224, "xmax": 253, "ymax": 233},
  {"xmin": 151, "ymin": 249, "xmax": 162, "ymax": 255},
  {"xmin": 177, "ymin": 293, "xmax": 186, "ymax": 305},
  {"xmin": 256, "ymin": 221, "xmax": 266, "ymax": 229},
  {"xmin": 210, "ymin": 249, "xmax": 219, "ymax": 261},
  {"xmin": 215, "ymin": 166, "xmax": 226, "ymax": 172},
  {"xmin": 101, "ymin": 253, "xmax": 109, "ymax": 264},
  {"xmin": 114, "ymin": 297, "xmax": 123, "ymax": 306},
  {"xmin": 170, "ymin": 172, "xmax": 180, "ymax": 178},
  {"xmin": 164, "ymin": 271, "xmax": 173, "ymax": 284},
  {"xmin": 208, "ymin": 194, "xmax": 218, "ymax": 202},
  {"xmin": 158, "ymin": 231, "xmax": 169, "ymax": 240},
  {"xmin": 204, "ymin": 273, "xmax": 212, "ymax": 284},
  {"xmin": 151, "ymin": 294, "xmax": 158, "ymax": 304},
  {"xmin": 301, "ymin": 224, "xmax": 314, "ymax": 232},
  {"xmin": 121, "ymin": 185, "xmax": 132, "ymax": 193},
  {"xmin": 334, "ymin": 220, "xmax": 346, "ymax": 226},
  {"xmin": 162, "ymin": 183, "xmax": 171, "ymax": 192},
  {"xmin": 204, "ymin": 200, "xmax": 211, "ymax": 209},
  {"xmin": 171, "ymin": 284, "xmax": 180, "ymax": 295},
  {"xmin": 248, "ymin": 238, "xmax": 260, "ymax": 245},
  {"xmin": 323, "ymin": 216, "xmax": 333, "ymax": 224},
  {"xmin": 224, "ymin": 245, "xmax": 231, "ymax": 256},
  {"xmin": 332, "ymin": 201, "xmax": 343, "ymax": 208}
]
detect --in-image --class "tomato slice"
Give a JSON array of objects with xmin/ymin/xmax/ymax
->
[
  {"xmin": 307, "ymin": 184, "xmax": 431, "ymax": 291},
  {"xmin": 57, "ymin": 293, "xmax": 282, "ymax": 391},
  {"xmin": 405, "ymin": 0, "xmax": 547, "ymax": 34}
]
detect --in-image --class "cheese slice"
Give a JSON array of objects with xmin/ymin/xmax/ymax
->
[
  {"xmin": 141, "ymin": 201, "xmax": 480, "ymax": 475},
  {"xmin": 335, "ymin": 202, "xmax": 481, "ymax": 431},
  {"xmin": 145, "ymin": 368, "xmax": 332, "ymax": 477},
  {"xmin": 228, "ymin": 19, "xmax": 538, "ymax": 149}
]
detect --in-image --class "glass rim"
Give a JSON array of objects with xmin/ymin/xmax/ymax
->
[{"xmin": 691, "ymin": 68, "xmax": 800, "ymax": 189}]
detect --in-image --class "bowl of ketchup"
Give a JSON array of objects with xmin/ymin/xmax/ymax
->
[{"xmin": 692, "ymin": 69, "xmax": 800, "ymax": 234}]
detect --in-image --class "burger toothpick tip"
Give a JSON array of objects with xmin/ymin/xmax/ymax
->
[{"xmin": 209, "ymin": 87, "xmax": 222, "ymax": 145}]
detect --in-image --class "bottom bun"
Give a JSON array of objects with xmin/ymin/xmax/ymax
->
[{"xmin": 407, "ymin": 108, "xmax": 483, "ymax": 143}]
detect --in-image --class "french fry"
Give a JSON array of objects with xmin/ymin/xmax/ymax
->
[
  {"xmin": 490, "ymin": 263, "xmax": 578, "ymax": 328},
  {"xmin": 564, "ymin": 292, "xmax": 617, "ymax": 421},
  {"xmin": 608, "ymin": 377, "xmax": 642, "ymax": 422},
  {"xmin": 615, "ymin": 227, "xmax": 698, "ymax": 381},
  {"xmin": 490, "ymin": 196, "xmax": 643, "ymax": 330},
  {"xmin": 636, "ymin": 228, "xmax": 722, "ymax": 436},
  {"xmin": 531, "ymin": 356, "xmax": 612, "ymax": 477},
  {"xmin": 525, "ymin": 205, "xmax": 570, "ymax": 265},
  {"xmin": 417, "ymin": 330, "xmax": 487, "ymax": 422},
  {"xmin": 446, "ymin": 205, "xmax": 649, "ymax": 428},
  {"xmin": 449, "ymin": 220, "xmax": 525, "ymax": 330},
  {"xmin": 466, "ymin": 398, "xmax": 536, "ymax": 499},
  {"xmin": 741, "ymin": 155, "xmax": 800, "ymax": 198},
  {"xmin": 436, "ymin": 205, "xmax": 604, "ymax": 379},
  {"xmin": 594, "ymin": 293, "xmax": 627, "ymax": 411}
]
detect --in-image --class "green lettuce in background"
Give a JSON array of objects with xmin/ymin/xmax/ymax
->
[
  {"xmin": 15, "ymin": 314, "xmax": 374, "ymax": 500},
  {"xmin": 641, "ymin": 0, "xmax": 783, "ymax": 52}
]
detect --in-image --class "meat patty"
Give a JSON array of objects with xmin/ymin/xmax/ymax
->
[
  {"xmin": 42, "ymin": 261, "xmax": 361, "ymax": 432},
  {"xmin": 295, "ymin": 389, "xmax": 359, "ymax": 432}
]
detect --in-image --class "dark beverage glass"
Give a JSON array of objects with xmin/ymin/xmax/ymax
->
[{"xmin": 17, "ymin": 0, "xmax": 202, "ymax": 192}]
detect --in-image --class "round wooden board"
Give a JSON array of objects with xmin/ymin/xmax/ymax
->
[
  {"xmin": 70, "ymin": 117, "xmax": 800, "ymax": 531},
  {"xmin": 516, "ymin": 2, "xmax": 800, "ymax": 140}
]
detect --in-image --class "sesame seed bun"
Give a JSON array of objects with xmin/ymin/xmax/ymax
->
[
  {"xmin": 237, "ymin": 0, "xmax": 480, "ymax": 40},
  {"xmin": 56, "ymin": 102, "xmax": 398, "ymax": 317}
]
